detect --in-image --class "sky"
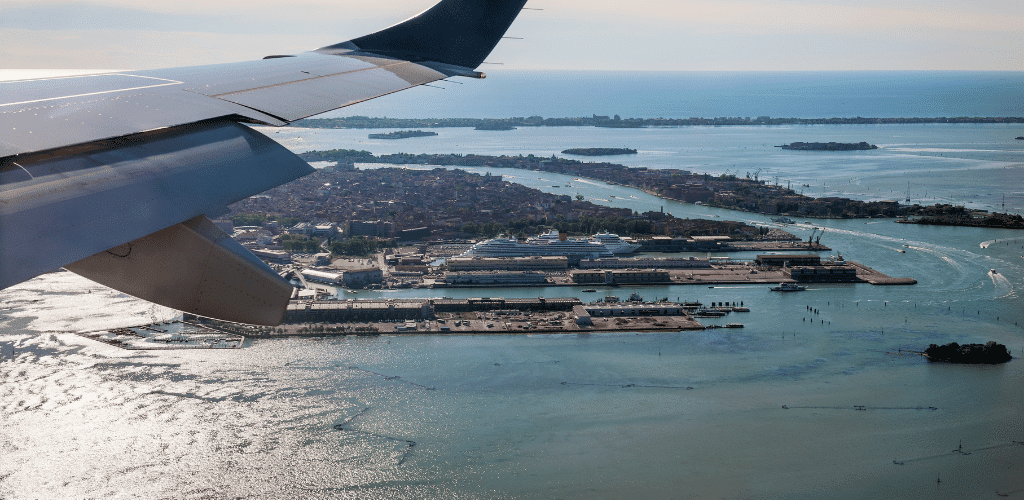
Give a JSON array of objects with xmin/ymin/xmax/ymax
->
[{"xmin": 1, "ymin": 0, "xmax": 1022, "ymax": 71}]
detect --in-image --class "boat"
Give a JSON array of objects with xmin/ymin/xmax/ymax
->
[
  {"xmin": 725, "ymin": 323, "xmax": 744, "ymax": 328},
  {"xmin": 991, "ymin": 269, "xmax": 998, "ymax": 274},
  {"xmin": 731, "ymin": 306, "xmax": 750, "ymax": 312},
  {"xmin": 460, "ymin": 230, "xmax": 614, "ymax": 259},
  {"xmin": 581, "ymin": 289, "xmax": 597, "ymax": 293},
  {"xmin": 771, "ymin": 216, "xmax": 795, "ymax": 224},
  {"xmin": 590, "ymin": 232, "xmax": 641, "ymax": 254},
  {"xmin": 770, "ymin": 283, "xmax": 806, "ymax": 292}
]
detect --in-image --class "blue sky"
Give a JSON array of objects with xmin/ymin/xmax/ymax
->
[{"xmin": 2, "ymin": 0, "xmax": 1021, "ymax": 71}]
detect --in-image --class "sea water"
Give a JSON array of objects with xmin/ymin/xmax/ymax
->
[{"xmin": 2, "ymin": 71, "xmax": 1023, "ymax": 499}]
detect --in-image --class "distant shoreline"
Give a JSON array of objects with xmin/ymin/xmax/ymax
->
[{"xmin": 292, "ymin": 116, "xmax": 1024, "ymax": 129}]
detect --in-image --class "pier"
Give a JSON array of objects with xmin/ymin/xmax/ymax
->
[{"xmin": 200, "ymin": 297, "xmax": 709, "ymax": 337}]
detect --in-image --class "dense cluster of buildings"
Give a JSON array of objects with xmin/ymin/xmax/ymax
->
[{"xmin": 228, "ymin": 166, "xmax": 635, "ymax": 243}]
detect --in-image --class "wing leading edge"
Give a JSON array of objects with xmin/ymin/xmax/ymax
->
[{"xmin": 0, "ymin": 0, "xmax": 530, "ymax": 325}]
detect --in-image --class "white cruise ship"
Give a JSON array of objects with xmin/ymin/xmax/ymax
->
[
  {"xmin": 461, "ymin": 231, "xmax": 614, "ymax": 259},
  {"xmin": 532, "ymin": 230, "xmax": 639, "ymax": 254},
  {"xmin": 591, "ymin": 232, "xmax": 641, "ymax": 254}
]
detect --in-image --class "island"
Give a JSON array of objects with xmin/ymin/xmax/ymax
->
[
  {"xmin": 368, "ymin": 130, "xmax": 438, "ymax": 140},
  {"xmin": 561, "ymin": 148, "xmax": 638, "ymax": 156},
  {"xmin": 777, "ymin": 142, "xmax": 878, "ymax": 151},
  {"xmin": 925, "ymin": 341, "xmax": 1012, "ymax": 364},
  {"xmin": 297, "ymin": 149, "xmax": 909, "ymax": 219},
  {"xmin": 474, "ymin": 123, "xmax": 517, "ymax": 131},
  {"xmin": 896, "ymin": 205, "xmax": 1024, "ymax": 229},
  {"xmin": 233, "ymin": 157, "xmax": 772, "ymax": 241},
  {"xmin": 292, "ymin": 149, "xmax": 1021, "ymax": 226}
]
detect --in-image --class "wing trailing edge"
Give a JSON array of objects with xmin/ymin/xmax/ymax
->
[{"xmin": 0, "ymin": 0, "xmax": 532, "ymax": 325}]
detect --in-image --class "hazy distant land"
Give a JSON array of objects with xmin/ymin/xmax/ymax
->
[
  {"xmin": 293, "ymin": 115, "xmax": 1024, "ymax": 129},
  {"xmin": 367, "ymin": 130, "xmax": 438, "ymax": 140},
  {"xmin": 561, "ymin": 148, "xmax": 638, "ymax": 156}
]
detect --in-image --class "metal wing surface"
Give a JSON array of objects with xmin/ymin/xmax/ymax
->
[{"xmin": 1, "ymin": 0, "xmax": 530, "ymax": 325}]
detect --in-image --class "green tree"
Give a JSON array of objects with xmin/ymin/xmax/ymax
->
[{"xmin": 330, "ymin": 237, "xmax": 379, "ymax": 256}]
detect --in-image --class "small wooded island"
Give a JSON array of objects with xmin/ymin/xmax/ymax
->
[
  {"xmin": 475, "ymin": 123, "xmax": 517, "ymax": 131},
  {"xmin": 925, "ymin": 341, "xmax": 1012, "ymax": 364},
  {"xmin": 777, "ymin": 142, "xmax": 878, "ymax": 151},
  {"xmin": 368, "ymin": 130, "xmax": 438, "ymax": 140},
  {"xmin": 896, "ymin": 205, "xmax": 1024, "ymax": 229},
  {"xmin": 561, "ymin": 148, "xmax": 638, "ymax": 156}
]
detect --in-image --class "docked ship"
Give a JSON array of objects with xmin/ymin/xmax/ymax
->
[
  {"xmin": 532, "ymin": 230, "xmax": 639, "ymax": 255},
  {"xmin": 591, "ymin": 232, "xmax": 641, "ymax": 254},
  {"xmin": 461, "ymin": 230, "xmax": 615, "ymax": 260}
]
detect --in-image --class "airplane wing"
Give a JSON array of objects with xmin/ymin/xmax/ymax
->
[{"xmin": 0, "ymin": 0, "xmax": 530, "ymax": 325}]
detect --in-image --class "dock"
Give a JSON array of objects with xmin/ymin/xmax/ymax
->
[
  {"xmin": 77, "ymin": 320, "xmax": 245, "ymax": 349},
  {"xmin": 193, "ymin": 298, "xmax": 713, "ymax": 337}
]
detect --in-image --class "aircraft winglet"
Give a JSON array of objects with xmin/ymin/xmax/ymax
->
[{"xmin": 319, "ymin": 0, "xmax": 530, "ymax": 69}]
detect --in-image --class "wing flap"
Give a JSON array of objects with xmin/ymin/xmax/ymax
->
[
  {"xmin": 0, "ymin": 121, "xmax": 312, "ymax": 289},
  {"xmin": 66, "ymin": 215, "xmax": 293, "ymax": 326}
]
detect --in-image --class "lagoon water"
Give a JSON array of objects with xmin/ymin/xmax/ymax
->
[{"xmin": 2, "ymin": 71, "xmax": 1023, "ymax": 499}]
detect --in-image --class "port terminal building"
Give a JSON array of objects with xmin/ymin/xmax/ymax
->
[
  {"xmin": 301, "ymin": 265, "xmax": 383, "ymax": 288},
  {"xmin": 444, "ymin": 271, "xmax": 548, "ymax": 286},
  {"xmin": 579, "ymin": 257, "xmax": 711, "ymax": 269},
  {"xmin": 784, "ymin": 264, "xmax": 859, "ymax": 282},
  {"xmin": 573, "ymin": 303, "xmax": 690, "ymax": 326},
  {"xmin": 754, "ymin": 254, "xmax": 859, "ymax": 282},
  {"xmin": 252, "ymin": 248, "xmax": 291, "ymax": 264},
  {"xmin": 570, "ymin": 269, "xmax": 671, "ymax": 285},
  {"xmin": 283, "ymin": 297, "xmax": 583, "ymax": 323},
  {"xmin": 446, "ymin": 256, "xmax": 568, "ymax": 272},
  {"xmin": 432, "ymin": 297, "xmax": 580, "ymax": 313},
  {"xmin": 285, "ymin": 299, "xmax": 431, "ymax": 322},
  {"xmin": 755, "ymin": 254, "xmax": 822, "ymax": 267}
]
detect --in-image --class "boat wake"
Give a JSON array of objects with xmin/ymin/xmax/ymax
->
[
  {"xmin": 570, "ymin": 178, "xmax": 607, "ymax": 187},
  {"xmin": 988, "ymin": 270, "xmax": 1015, "ymax": 299},
  {"xmin": 980, "ymin": 237, "xmax": 1024, "ymax": 249}
]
